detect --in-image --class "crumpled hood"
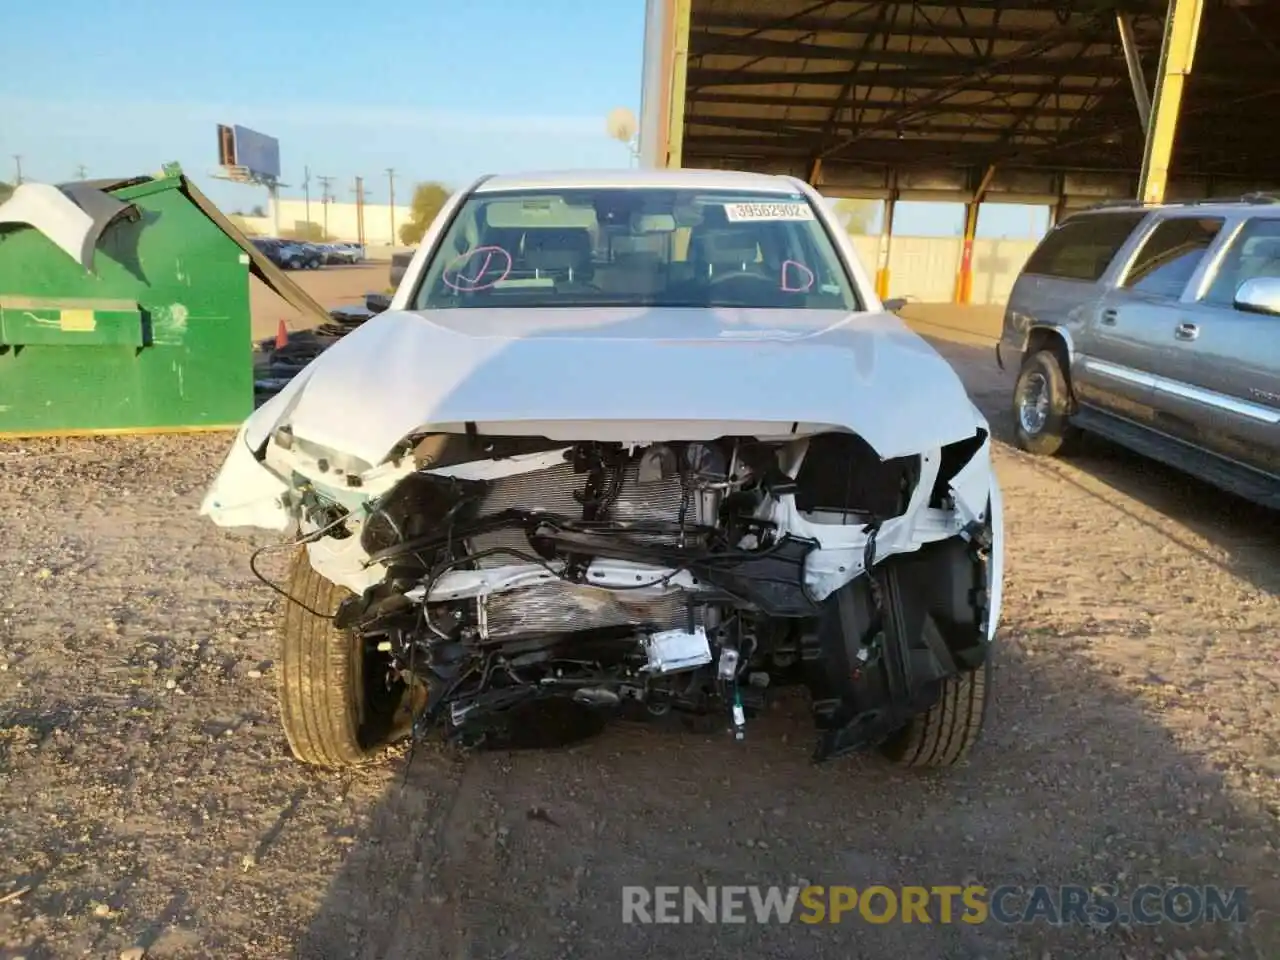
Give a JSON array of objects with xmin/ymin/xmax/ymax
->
[{"xmin": 247, "ymin": 306, "xmax": 985, "ymax": 464}]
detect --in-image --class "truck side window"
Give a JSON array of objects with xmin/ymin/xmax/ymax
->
[
  {"xmin": 1021, "ymin": 212, "xmax": 1146, "ymax": 282},
  {"xmin": 1122, "ymin": 217, "xmax": 1223, "ymax": 299},
  {"xmin": 1201, "ymin": 218, "xmax": 1280, "ymax": 308}
]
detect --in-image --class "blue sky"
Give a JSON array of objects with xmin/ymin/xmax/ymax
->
[
  {"xmin": 0, "ymin": 0, "xmax": 1043, "ymax": 239},
  {"xmin": 0, "ymin": 0, "xmax": 644, "ymax": 209}
]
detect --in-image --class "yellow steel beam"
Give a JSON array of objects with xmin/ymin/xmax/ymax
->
[
  {"xmin": 954, "ymin": 201, "xmax": 981, "ymax": 304},
  {"xmin": 953, "ymin": 165, "xmax": 994, "ymax": 304},
  {"xmin": 875, "ymin": 189, "xmax": 897, "ymax": 300},
  {"xmin": 1138, "ymin": 0, "xmax": 1205, "ymax": 204},
  {"xmin": 664, "ymin": 0, "xmax": 693, "ymax": 169}
]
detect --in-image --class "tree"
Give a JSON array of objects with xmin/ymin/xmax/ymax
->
[
  {"xmin": 228, "ymin": 214, "xmax": 260, "ymax": 236},
  {"xmin": 250, "ymin": 204, "xmax": 266, "ymax": 218},
  {"xmin": 0, "ymin": 181, "xmax": 12, "ymax": 204},
  {"xmin": 399, "ymin": 182, "xmax": 450, "ymax": 245},
  {"xmin": 284, "ymin": 221, "xmax": 330, "ymax": 242},
  {"xmin": 827, "ymin": 198, "xmax": 881, "ymax": 236}
]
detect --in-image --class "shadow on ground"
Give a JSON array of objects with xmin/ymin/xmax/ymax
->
[{"xmin": 295, "ymin": 638, "xmax": 1277, "ymax": 960}]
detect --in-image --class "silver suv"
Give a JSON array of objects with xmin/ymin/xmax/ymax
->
[{"xmin": 997, "ymin": 197, "xmax": 1280, "ymax": 509}]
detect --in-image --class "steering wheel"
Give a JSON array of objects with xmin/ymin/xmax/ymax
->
[
  {"xmin": 708, "ymin": 270, "xmax": 774, "ymax": 288},
  {"xmin": 706, "ymin": 270, "xmax": 784, "ymax": 302}
]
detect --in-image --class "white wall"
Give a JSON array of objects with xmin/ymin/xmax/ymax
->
[{"xmin": 841, "ymin": 233, "xmax": 1039, "ymax": 305}]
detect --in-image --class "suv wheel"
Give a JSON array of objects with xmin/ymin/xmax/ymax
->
[
  {"xmin": 1012, "ymin": 348, "xmax": 1079, "ymax": 456},
  {"xmin": 277, "ymin": 550, "xmax": 412, "ymax": 766}
]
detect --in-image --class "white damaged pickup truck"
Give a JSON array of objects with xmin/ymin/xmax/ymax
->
[{"xmin": 201, "ymin": 169, "xmax": 1004, "ymax": 769}]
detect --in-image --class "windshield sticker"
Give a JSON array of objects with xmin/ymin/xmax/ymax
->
[
  {"xmin": 723, "ymin": 202, "xmax": 815, "ymax": 223},
  {"xmin": 441, "ymin": 246, "xmax": 513, "ymax": 292},
  {"xmin": 780, "ymin": 260, "xmax": 816, "ymax": 293},
  {"xmin": 493, "ymin": 277, "xmax": 555, "ymax": 289}
]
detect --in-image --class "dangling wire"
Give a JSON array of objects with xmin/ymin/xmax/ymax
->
[{"xmin": 249, "ymin": 510, "xmax": 358, "ymax": 619}]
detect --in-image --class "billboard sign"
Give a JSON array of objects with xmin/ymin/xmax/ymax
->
[{"xmin": 216, "ymin": 124, "xmax": 281, "ymax": 181}]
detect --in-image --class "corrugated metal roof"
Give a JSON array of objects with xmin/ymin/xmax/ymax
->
[{"xmin": 681, "ymin": 0, "xmax": 1279, "ymax": 184}]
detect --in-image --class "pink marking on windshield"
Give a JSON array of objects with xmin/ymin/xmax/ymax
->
[
  {"xmin": 442, "ymin": 245, "xmax": 513, "ymax": 292},
  {"xmin": 781, "ymin": 260, "xmax": 816, "ymax": 293}
]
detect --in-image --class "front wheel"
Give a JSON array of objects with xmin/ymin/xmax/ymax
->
[
  {"xmin": 1012, "ymin": 348, "xmax": 1079, "ymax": 456},
  {"xmin": 879, "ymin": 656, "xmax": 991, "ymax": 768},
  {"xmin": 276, "ymin": 550, "xmax": 410, "ymax": 767}
]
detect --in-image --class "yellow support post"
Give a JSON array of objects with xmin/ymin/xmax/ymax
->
[
  {"xmin": 1138, "ymin": 0, "xmax": 1205, "ymax": 204},
  {"xmin": 875, "ymin": 189, "xmax": 896, "ymax": 300},
  {"xmin": 808, "ymin": 156, "xmax": 823, "ymax": 187},
  {"xmin": 954, "ymin": 203, "xmax": 980, "ymax": 304},
  {"xmin": 664, "ymin": 0, "xmax": 693, "ymax": 169},
  {"xmin": 954, "ymin": 165, "xmax": 995, "ymax": 304}
]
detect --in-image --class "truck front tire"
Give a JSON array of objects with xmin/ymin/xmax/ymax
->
[
  {"xmin": 879, "ymin": 656, "xmax": 991, "ymax": 768},
  {"xmin": 276, "ymin": 551, "xmax": 409, "ymax": 767}
]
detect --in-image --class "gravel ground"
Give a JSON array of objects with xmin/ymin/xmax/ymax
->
[{"xmin": 1, "ymin": 332, "xmax": 1278, "ymax": 960}]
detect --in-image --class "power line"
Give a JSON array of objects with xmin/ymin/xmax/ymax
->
[
  {"xmin": 316, "ymin": 176, "xmax": 334, "ymax": 235},
  {"xmin": 352, "ymin": 176, "xmax": 366, "ymax": 247},
  {"xmin": 386, "ymin": 168, "xmax": 397, "ymax": 244}
]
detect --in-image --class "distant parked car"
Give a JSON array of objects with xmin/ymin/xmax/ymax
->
[
  {"xmin": 997, "ymin": 195, "xmax": 1280, "ymax": 510},
  {"xmin": 319, "ymin": 243, "xmax": 361, "ymax": 265},
  {"xmin": 251, "ymin": 237, "xmax": 294, "ymax": 269},
  {"xmin": 292, "ymin": 242, "xmax": 325, "ymax": 269}
]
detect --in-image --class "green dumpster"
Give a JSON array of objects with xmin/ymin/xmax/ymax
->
[{"xmin": 0, "ymin": 162, "xmax": 329, "ymax": 437}]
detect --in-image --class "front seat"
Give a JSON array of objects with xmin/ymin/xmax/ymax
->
[
  {"xmin": 688, "ymin": 225, "xmax": 761, "ymax": 279},
  {"xmin": 522, "ymin": 229, "xmax": 595, "ymax": 287}
]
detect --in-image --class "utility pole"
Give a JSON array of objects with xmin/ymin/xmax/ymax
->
[
  {"xmin": 317, "ymin": 175, "xmax": 334, "ymax": 237},
  {"xmin": 353, "ymin": 176, "xmax": 366, "ymax": 248},
  {"xmin": 12, "ymin": 155, "xmax": 23, "ymax": 185},
  {"xmin": 74, "ymin": 164, "xmax": 88, "ymax": 181},
  {"xmin": 303, "ymin": 165, "xmax": 311, "ymax": 231},
  {"xmin": 386, "ymin": 168, "xmax": 396, "ymax": 245}
]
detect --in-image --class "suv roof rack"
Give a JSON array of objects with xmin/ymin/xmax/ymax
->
[{"xmin": 1078, "ymin": 191, "xmax": 1280, "ymax": 213}]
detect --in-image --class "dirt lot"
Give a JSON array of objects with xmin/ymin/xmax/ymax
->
[
  {"xmin": 249, "ymin": 262, "xmax": 391, "ymax": 340},
  {"xmin": 1, "ymin": 285, "xmax": 1278, "ymax": 960}
]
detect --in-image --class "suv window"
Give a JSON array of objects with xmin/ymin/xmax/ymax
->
[
  {"xmin": 1122, "ymin": 216, "xmax": 1223, "ymax": 299},
  {"xmin": 1022, "ymin": 212, "xmax": 1145, "ymax": 282},
  {"xmin": 1201, "ymin": 217, "xmax": 1280, "ymax": 307}
]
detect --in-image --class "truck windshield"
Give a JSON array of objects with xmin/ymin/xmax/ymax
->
[{"xmin": 411, "ymin": 188, "xmax": 862, "ymax": 312}]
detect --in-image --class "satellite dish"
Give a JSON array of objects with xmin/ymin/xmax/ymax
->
[{"xmin": 606, "ymin": 107, "xmax": 638, "ymax": 144}]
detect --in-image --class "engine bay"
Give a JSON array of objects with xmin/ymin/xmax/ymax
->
[{"xmin": 284, "ymin": 431, "xmax": 993, "ymax": 757}]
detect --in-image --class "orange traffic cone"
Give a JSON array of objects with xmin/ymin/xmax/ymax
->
[{"xmin": 275, "ymin": 319, "xmax": 289, "ymax": 350}]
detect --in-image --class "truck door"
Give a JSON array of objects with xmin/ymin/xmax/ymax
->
[
  {"xmin": 1079, "ymin": 214, "xmax": 1224, "ymax": 441},
  {"xmin": 1162, "ymin": 215, "xmax": 1280, "ymax": 477}
]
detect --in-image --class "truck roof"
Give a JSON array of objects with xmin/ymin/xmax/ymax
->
[
  {"xmin": 475, "ymin": 168, "xmax": 805, "ymax": 194},
  {"xmin": 1073, "ymin": 194, "xmax": 1280, "ymax": 219}
]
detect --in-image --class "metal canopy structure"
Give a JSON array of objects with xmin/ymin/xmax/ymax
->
[{"xmin": 648, "ymin": 0, "xmax": 1280, "ymax": 204}]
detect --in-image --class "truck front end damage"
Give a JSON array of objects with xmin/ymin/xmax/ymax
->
[{"xmin": 203, "ymin": 413, "xmax": 1002, "ymax": 764}]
